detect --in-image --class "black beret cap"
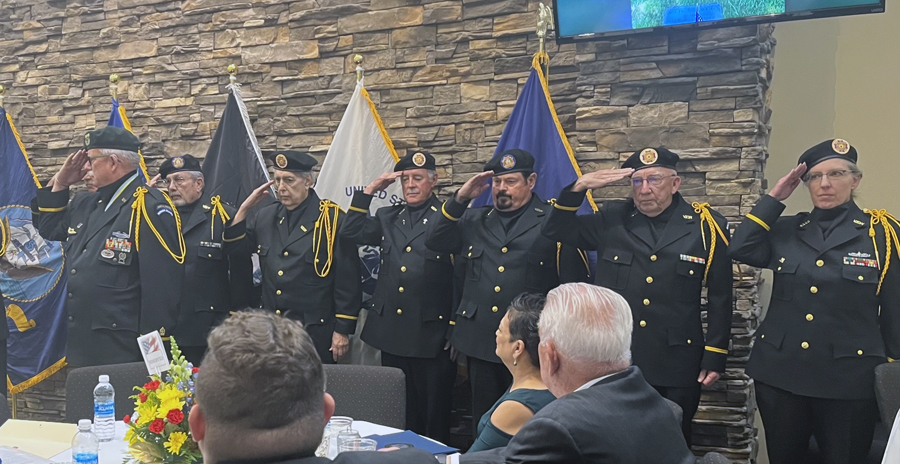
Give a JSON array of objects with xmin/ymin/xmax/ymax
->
[
  {"xmin": 394, "ymin": 151, "xmax": 436, "ymax": 172},
  {"xmin": 622, "ymin": 147, "xmax": 679, "ymax": 171},
  {"xmin": 266, "ymin": 150, "xmax": 317, "ymax": 172},
  {"xmin": 484, "ymin": 149, "xmax": 535, "ymax": 175},
  {"xmin": 797, "ymin": 139, "xmax": 858, "ymax": 169},
  {"xmin": 83, "ymin": 126, "xmax": 141, "ymax": 152},
  {"xmin": 158, "ymin": 154, "xmax": 202, "ymax": 179}
]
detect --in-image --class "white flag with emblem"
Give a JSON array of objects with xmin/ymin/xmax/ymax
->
[{"xmin": 316, "ymin": 78, "xmax": 401, "ymax": 211}]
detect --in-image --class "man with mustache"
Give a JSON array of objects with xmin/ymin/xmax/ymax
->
[{"xmin": 426, "ymin": 148, "xmax": 590, "ymax": 435}]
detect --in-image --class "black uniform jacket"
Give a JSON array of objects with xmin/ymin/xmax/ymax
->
[
  {"xmin": 729, "ymin": 196, "xmax": 900, "ymax": 400},
  {"xmin": 543, "ymin": 188, "xmax": 733, "ymax": 388},
  {"xmin": 31, "ymin": 191, "xmax": 92, "ymax": 242},
  {"xmin": 35, "ymin": 173, "xmax": 183, "ymax": 367},
  {"xmin": 341, "ymin": 192, "xmax": 453, "ymax": 358},
  {"xmin": 171, "ymin": 195, "xmax": 252, "ymax": 347},
  {"xmin": 426, "ymin": 194, "xmax": 591, "ymax": 363},
  {"xmin": 242, "ymin": 190, "xmax": 361, "ymax": 335}
]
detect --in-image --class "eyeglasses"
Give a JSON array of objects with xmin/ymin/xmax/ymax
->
[
  {"xmin": 802, "ymin": 170, "xmax": 851, "ymax": 183},
  {"xmin": 158, "ymin": 176, "xmax": 195, "ymax": 188},
  {"xmin": 87, "ymin": 154, "xmax": 111, "ymax": 165},
  {"xmin": 632, "ymin": 175, "xmax": 675, "ymax": 187}
]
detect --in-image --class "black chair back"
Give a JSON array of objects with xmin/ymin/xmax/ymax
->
[
  {"xmin": 875, "ymin": 362, "xmax": 900, "ymax": 426},
  {"xmin": 65, "ymin": 362, "xmax": 149, "ymax": 423},
  {"xmin": 0, "ymin": 394, "xmax": 10, "ymax": 426},
  {"xmin": 323, "ymin": 364, "xmax": 406, "ymax": 429}
]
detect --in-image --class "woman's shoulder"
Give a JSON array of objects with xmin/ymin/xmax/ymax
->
[{"xmin": 505, "ymin": 387, "xmax": 557, "ymax": 412}]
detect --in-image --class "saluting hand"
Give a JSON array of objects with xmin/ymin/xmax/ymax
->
[
  {"xmin": 572, "ymin": 168, "xmax": 635, "ymax": 192},
  {"xmin": 147, "ymin": 174, "xmax": 162, "ymax": 189},
  {"xmin": 456, "ymin": 171, "xmax": 494, "ymax": 202},
  {"xmin": 768, "ymin": 163, "xmax": 807, "ymax": 202},
  {"xmin": 232, "ymin": 180, "xmax": 275, "ymax": 225},
  {"xmin": 331, "ymin": 332, "xmax": 350, "ymax": 362},
  {"xmin": 364, "ymin": 171, "xmax": 402, "ymax": 195},
  {"xmin": 52, "ymin": 150, "xmax": 89, "ymax": 192}
]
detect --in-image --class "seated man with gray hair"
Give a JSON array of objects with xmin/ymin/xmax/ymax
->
[
  {"xmin": 35, "ymin": 126, "xmax": 184, "ymax": 367},
  {"xmin": 189, "ymin": 311, "xmax": 439, "ymax": 464},
  {"xmin": 462, "ymin": 282, "xmax": 695, "ymax": 464}
]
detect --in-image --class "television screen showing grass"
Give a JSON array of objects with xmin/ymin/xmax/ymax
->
[{"xmin": 554, "ymin": 0, "xmax": 884, "ymax": 40}]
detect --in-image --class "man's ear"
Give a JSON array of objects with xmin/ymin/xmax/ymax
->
[
  {"xmin": 527, "ymin": 172, "xmax": 537, "ymax": 190},
  {"xmin": 188, "ymin": 404, "xmax": 206, "ymax": 442},
  {"xmin": 323, "ymin": 392, "xmax": 336, "ymax": 424}
]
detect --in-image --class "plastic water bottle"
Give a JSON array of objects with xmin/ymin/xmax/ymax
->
[
  {"xmin": 72, "ymin": 419, "xmax": 99, "ymax": 464},
  {"xmin": 93, "ymin": 375, "xmax": 115, "ymax": 441}
]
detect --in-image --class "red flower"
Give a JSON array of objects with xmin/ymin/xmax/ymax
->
[
  {"xmin": 166, "ymin": 409, "xmax": 184, "ymax": 425},
  {"xmin": 149, "ymin": 418, "xmax": 165, "ymax": 434},
  {"xmin": 139, "ymin": 393, "xmax": 148, "ymax": 403},
  {"xmin": 123, "ymin": 414, "xmax": 131, "ymax": 424},
  {"xmin": 192, "ymin": 367, "xmax": 199, "ymax": 374},
  {"xmin": 144, "ymin": 380, "xmax": 161, "ymax": 391}
]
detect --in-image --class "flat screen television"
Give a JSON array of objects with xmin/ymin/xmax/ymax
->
[{"xmin": 554, "ymin": 0, "xmax": 885, "ymax": 41}]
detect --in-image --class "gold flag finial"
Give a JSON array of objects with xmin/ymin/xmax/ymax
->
[
  {"xmin": 354, "ymin": 54, "xmax": 364, "ymax": 82},
  {"xmin": 109, "ymin": 74, "xmax": 120, "ymax": 100},
  {"xmin": 0, "ymin": 84, "xmax": 6, "ymax": 108},
  {"xmin": 227, "ymin": 64, "xmax": 238, "ymax": 85},
  {"xmin": 537, "ymin": 3, "xmax": 552, "ymax": 54}
]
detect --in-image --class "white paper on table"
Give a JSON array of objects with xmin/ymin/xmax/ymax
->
[{"xmin": 0, "ymin": 420, "xmax": 77, "ymax": 458}]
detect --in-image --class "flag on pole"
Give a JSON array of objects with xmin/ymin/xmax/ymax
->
[
  {"xmin": 472, "ymin": 53, "xmax": 598, "ymax": 214},
  {"xmin": 0, "ymin": 106, "xmax": 68, "ymax": 393},
  {"xmin": 107, "ymin": 98, "xmax": 151, "ymax": 183},
  {"xmin": 201, "ymin": 83, "xmax": 273, "ymax": 211}
]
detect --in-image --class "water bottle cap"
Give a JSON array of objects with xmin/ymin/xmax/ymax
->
[
  {"xmin": 78, "ymin": 419, "xmax": 92, "ymax": 430},
  {"xmin": 98, "ymin": 375, "xmax": 109, "ymax": 383}
]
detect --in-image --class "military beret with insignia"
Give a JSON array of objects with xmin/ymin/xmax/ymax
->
[
  {"xmin": 265, "ymin": 150, "xmax": 317, "ymax": 172},
  {"xmin": 622, "ymin": 147, "xmax": 680, "ymax": 171},
  {"xmin": 158, "ymin": 154, "xmax": 202, "ymax": 179},
  {"xmin": 484, "ymin": 149, "xmax": 535, "ymax": 175},
  {"xmin": 83, "ymin": 126, "xmax": 141, "ymax": 152},
  {"xmin": 797, "ymin": 139, "xmax": 858, "ymax": 169},
  {"xmin": 394, "ymin": 151, "xmax": 436, "ymax": 172}
]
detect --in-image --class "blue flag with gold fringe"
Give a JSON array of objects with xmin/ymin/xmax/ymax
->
[
  {"xmin": 472, "ymin": 53, "xmax": 597, "ymax": 214},
  {"xmin": 0, "ymin": 106, "xmax": 68, "ymax": 393},
  {"xmin": 108, "ymin": 98, "xmax": 150, "ymax": 183}
]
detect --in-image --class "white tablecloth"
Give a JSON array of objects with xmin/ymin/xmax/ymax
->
[
  {"xmin": 49, "ymin": 420, "xmax": 405, "ymax": 463},
  {"xmin": 883, "ymin": 412, "xmax": 900, "ymax": 464}
]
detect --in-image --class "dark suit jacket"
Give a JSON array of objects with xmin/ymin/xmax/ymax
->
[
  {"xmin": 729, "ymin": 196, "xmax": 899, "ymax": 399},
  {"xmin": 426, "ymin": 194, "xmax": 590, "ymax": 362},
  {"xmin": 341, "ymin": 192, "xmax": 453, "ymax": 358},
  {"xmin": 543, "ymin": 189, "xmax": 733, "ymax": 387},
  {"xmin": 218, "ymin": 448, "xmax": 438, "ymax": 464},
  {"xmin": 461, "ymin": 366, "xmax": 695, "ymax": 464}
]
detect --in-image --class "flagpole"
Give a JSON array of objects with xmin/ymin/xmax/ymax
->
[
  {"xmin": 0, "ymin": 84, "xmax": 6, "ymax": 108},
  {"xmin": 354, "ymin": 54, "xmax": 364, "ymax": 82},
  {"xmin": 227, "ymin": 64, "xmax": 238, "ymax": 85},
  {"xmin": 109, "ymin": 74, "xmax": 119, "ymax": 101}
]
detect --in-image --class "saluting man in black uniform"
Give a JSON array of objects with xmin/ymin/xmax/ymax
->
[
  {"xmin": 542, "ymin": 147, "xmax": 733, "ymax": 444},
  {"xmin": 230, "ymin": 151, "xmax": 361, "ymax": 364},
  {"xmin": 426, "ymin": 149, "xmax": 591, "ymax": 435},
  {"xmin": 34, "ymin": 127, "xmax": 185, "ymax": 367},
  {"xmin": 154, "ymin": 154, "xmax": 252, "ymax": 365},
  {"xmin": 341, "ymin": 151, "xmax": 456, "ymax": 442},
  {"xmin": 729, "ymin": 140, "xmax": 900, "ymax": 464}
]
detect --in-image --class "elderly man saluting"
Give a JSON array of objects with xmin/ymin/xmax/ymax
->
[
  {"xmin": 542, "ymin": 147, "xmax": 733, "ymax": 444},
  {"xmin": 230, "ymin": 150, "xmax": 361, "ymax": 364},
  {"xmin": 34, "ymin": 127, "xmax": 184, "ymax": 367}
]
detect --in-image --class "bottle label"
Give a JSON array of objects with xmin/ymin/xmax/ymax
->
[
  {"xmin": 94, "ymin": 401, "xmax": 114, "ymax": 416},
  {"xmin": 74, "ymin": 452, "xmax": 98, "ymax": 464}
]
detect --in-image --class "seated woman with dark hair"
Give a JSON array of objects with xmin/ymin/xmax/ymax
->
[{"xmin": 466, "ymin": 293, "xmax": 557, "ymax": 453}]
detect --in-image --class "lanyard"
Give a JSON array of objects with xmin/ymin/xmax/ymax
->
[{"xmin": 105, "ymin": 172, "xmax": 139, "ymax": 212}]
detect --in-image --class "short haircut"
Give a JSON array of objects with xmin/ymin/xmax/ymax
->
[
  {"xmin": 539, "ymin": 283, "xmax": 633, "ymax": 366},
  {"xmin": 196, "ymin": 311, "xmax": 325, "ymax": 454},
  {"xmin": 507, "ymin": 293, "xmax": 546, "ymax": 368},
  {"xmin": 98, "ymin": 148, "xmax": 141, "ymax": 169}
]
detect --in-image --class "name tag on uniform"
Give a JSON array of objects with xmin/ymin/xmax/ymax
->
[
  {"xmin": 200, "ymin": 241, "xmax": 222, "ymax": 249},
  {"xmin": 680, "ymin": 254, "xmax": 706, "ymax": 265},
  {"xmin": 843, "ymin": 256, "xmax": 879, "ymax": 268}
]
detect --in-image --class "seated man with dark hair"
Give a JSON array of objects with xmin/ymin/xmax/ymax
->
[{"xmin": 189, "ymin": 311, "xmax": 437, "ymax": 464}]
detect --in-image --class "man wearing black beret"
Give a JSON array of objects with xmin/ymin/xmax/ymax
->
[
  {"xmin": 152, "ymin": 154, "xmax": 252, "ymax": 364},
  {"xmin": 542, "ymin": 147, "xmax": 733, "ymax": 444},
  {"xmin": 426, "ymin": 148, "xmax": 591, "ymax": 435},
  {"xmin": 33, "ymin": 127, "xmax": 185, "ymax": 367},
  {"xmin": 230, "ymin": 150, "xmax": 361, "ymax": 364},
  {"xmin": 340, "ymin": 151, "xmax": 456, "ymax": 441}
]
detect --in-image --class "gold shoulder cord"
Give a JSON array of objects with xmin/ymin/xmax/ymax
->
[
  {"xmin": 555, "ymin": 242, "xmax": 591, "ymax": 278},
  {"xmin": 692, "ymin": 202, "xmax": 730, "ymax": 284},
  {"xmin": 864, "ymin": 208, "xmax": 900, "ymax": 295},
  {"xmin": 209, "ymin": 195, "xmax": 232, "ymax": 240},
  {"xmin": 313, "ymin": 200, "xmax": 341, "ymax": 277},
  {"xmin": 129, "ymin": 187, "xmax": 187, "ymax": 264}
]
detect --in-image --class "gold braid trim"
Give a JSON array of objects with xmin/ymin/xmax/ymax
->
[
  {"xmin": 209, "ymin": 195, "xmax": 232, "ymax": 240},
  {"xmin": 313, "ymin": 200, "xmax": 341, "ymax": 277},
  {"xmin": 864, "ymin": 208, "xmax": 900, "ymax": 295},
  {"xmin": 129, "ymin": 187, "xmax": 187, "ymax": 264},
  {"xmin": 0, "ymin": 217, "xmax": 9, "ymax": 259},
  {"xmin": 692, "ymin": 202, "xmax": 730, "ymax": 284}
]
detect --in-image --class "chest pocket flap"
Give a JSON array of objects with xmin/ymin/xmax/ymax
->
[
  {"xmin": 841, "ymin": 265, "xmax": 879, "ymax": 284},
  {"xmin": 602, "ymin": 249, "xmax": 633, "ymax": 265},
  {"xmin": 198, "ymin": 244, "xmax": 223, "ymax": 260}
]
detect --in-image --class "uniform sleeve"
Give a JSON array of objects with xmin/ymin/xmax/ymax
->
[
  {"xmin": 33, "ymin": 187, "xmax": 73, "ymax": 242},
  {"xmin": 701, "ymin": 214, "xmax": 734, "ymax": 373},
  {"xmin": 542, "ymin": 183, "xmax": 603, "ymax": 251},
  {"xmin": 424, "ymin": 194, "xmax": 468, "ymax": 253},
  {"xmin": 728, "ymin": 195, "xmax": 786, "ymax": 268},
  {"xmin": 137, "ymin": 193, "xmax": 186, "ymax": 336},
  {"xmin": 333, "ymin": 211, "xmax": 363, "ymax": 335},
  {"xmin": 222, "ymin": 205, "xmax": 253, "ymax": 311},
  {"xmin": 339, "ymin": 191, "xmax": 383, "ymax": 246}
]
